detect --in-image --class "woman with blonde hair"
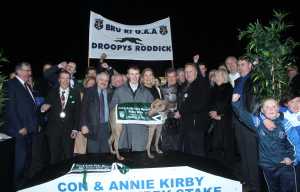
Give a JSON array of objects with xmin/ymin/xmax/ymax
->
[
  {"xmin": 208, "ymin": 69, "xmax": 234, "ymax": 163},
  {"xmin": 208, "ymin": 69, "xmax": 217, "ymax": 87},
  {"xmin": 141, "ymin": 68, "xmax": 162, "ymax": 99}
]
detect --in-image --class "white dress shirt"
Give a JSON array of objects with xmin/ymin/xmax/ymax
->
[
  {"xmin": 16, "ymin": 76, "xmax": 35, "ymax": 102},
  {"xmin": 59, "ymin": 87, "xmax": 70, "ymax": 109},
  {"xmin": 229, "ymin": 72, "xmax": 240, "ymax": 87},
  {"xmin": 129, "ymin": 82, "xmax": 138, "ymax": 92}
]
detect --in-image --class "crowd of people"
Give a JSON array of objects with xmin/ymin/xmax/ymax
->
[{"xmin": 3, "ymin": 54, "xmax": 300, "ymax": 191}]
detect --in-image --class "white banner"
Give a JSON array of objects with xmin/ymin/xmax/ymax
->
[
  {"xmin": 19, "ymin": 163, "xmax": 242, "ymax": 192},
  {"xmin": 89, "ymin": 11, "xmax": 173, "ymax": 60}
]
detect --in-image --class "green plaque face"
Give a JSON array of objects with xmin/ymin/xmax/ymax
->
[{"xmin": 117, "ymin": 103, "xmax": 151, "ymax": 121}]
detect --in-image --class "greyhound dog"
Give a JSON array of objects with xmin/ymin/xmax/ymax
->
[{"xmin": 108, "ymin": 99, "xmax": 168, "ymax": 160}]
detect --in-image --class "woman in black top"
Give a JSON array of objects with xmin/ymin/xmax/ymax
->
[
  {"xmin": 208, "ymin": 69, "xmax": 234, "ymax": 163},
  {"xmin": 141, "ymin": 68, "xmax": 162, "ymax": 100}
]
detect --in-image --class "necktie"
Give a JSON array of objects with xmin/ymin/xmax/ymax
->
[
  {"xmin": 25, "ymin": 82, "xmax": 35, "ymax": 103},
  {"xmin": 61, "ymin": 91, "xmax": 66, "ymax": 109},
  {"xmin": 99, "ymin": 90, "xmax": 105, "ymax": 123},
  {"xmin": 70, "ymin": 78, "xmax": 74, "ymax": 88}
]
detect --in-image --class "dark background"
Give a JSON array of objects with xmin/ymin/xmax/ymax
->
[{"xmin": 0, "ymin": 0, "xmax": 299, "ymax": 78}]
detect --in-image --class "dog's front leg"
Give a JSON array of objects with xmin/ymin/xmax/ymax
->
[
  {"xmin": 155, "ymin": 124, "xmax": 163, "ymax": 154},
  {"xmin": 147, "ymin": 125, "xmax": 156, "ymax": 158},
  {"xmin": 114, "ymin": 124, "xmax": 125, "ymax": 161}
]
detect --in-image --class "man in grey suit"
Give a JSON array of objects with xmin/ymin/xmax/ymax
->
[
  {"xmin": 110, "ymin": 66, "xmax": 154, "ymax": 151},
  {"xmin": 81, "ymin": 72, "xmax": 112, "ymax": 153}
]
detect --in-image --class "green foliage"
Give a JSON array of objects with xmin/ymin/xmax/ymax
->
[
  {"xmin": 239, "ymin": 10, "xmax": 299, "ymax": 101},
  {"xmin": 0, "ymin": 50, "xmax": 8, "ymax": 128}
]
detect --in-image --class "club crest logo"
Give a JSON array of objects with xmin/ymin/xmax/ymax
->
[
  {"xmin": 94, "ymin": 18, "xmax": 104, "ymax": 30},
  {"xmin": 159, "ymin": 25, "xmax": 168, "ymax": 35},
  {"xmin": 119, "ymin": 111, "xmax": 125, "ymax": 118},
  {"xmin": 278, "ymin": 131, "xmax": 285, "ymax": 139}
]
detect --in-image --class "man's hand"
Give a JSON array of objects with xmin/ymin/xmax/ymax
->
[
  {"xmin": 174, "ymin": 111, "xmax": 181, "ymax": 119},
  {"xmin": 232, "ymin": 94, "xmax": 240, "ymax": 102},
  {"xmin": 209, "ymin": 111, "xmax": 218, "ymax": 119},
  {"xmin": 214, "ymin": 115, "xmax": 221, "ymax": 120},
  {"xmin": 263, "ymin": 119, "xmax": 276, "ymax": 130},
  {"xmin": 70, "ymin": 130, "xmax": 78, "ymax": 139},
  {"xmin": 58, "ymin": 61, "xmax": 67, "ymax": 69},
  {"xmin": 280, "ymin": 157, "xmax": 293, "ymax": 165},
  {"xmin": 193, "ymin": 54, "xmax": 200, "ymax": 64},
  {"xmin": 101, "ymin": 62, "xmax": 109, "ymax": 69},
  {"xmin": 81, "ymin": 126, "xmax": 89, "ymax": 135},
  {"xmin": 19, "ymin": 128, "xmax": 28, "ymax": 136},
  {"xmin": 41, "ymin": 104, "xmax": 51, "ymax": 113}
]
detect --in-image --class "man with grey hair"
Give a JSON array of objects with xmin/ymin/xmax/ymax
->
[
  {"xmin": 175, "ymin": 63, "xmax": 210, "ymax": 156},
  {"xmin": 81, "ymin": 72, "xmax": 113, "ymax": 153},
  {"xmin": 225, "ymin": 56, "xmax": 240, "ymax": 87},
  {"xmin": 5, "ymin": 62, "xmax": 38, "ymax": 188}
]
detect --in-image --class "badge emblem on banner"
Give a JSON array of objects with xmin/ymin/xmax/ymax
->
[
  {"xmin": 94, "ymin": 18, "xmax": 104, "ymax": 30},
  {"xmin": 159, "ymin": 25, "xmax": 168, "ymax": 35},
  {"xmin": 119, "ymin": 111, "xmax": 125, "ymax": 118}
]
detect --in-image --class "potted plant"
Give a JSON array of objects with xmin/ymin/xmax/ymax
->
[
  {"xmin": 239, "ymin": 10, "xmax": 299, "ymax": 101},
  {"xmin": 0, "ymin": 50, "xmax": 8, "ymax": 131}
]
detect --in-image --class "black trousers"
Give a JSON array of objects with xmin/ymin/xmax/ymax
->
[
  {"xmin": 234, "ymin": 115, "xmax": 260, "ymax": 190},
  {"xmin": 296, "ymin": 164, "xmax": 300, "ymax": 191},
  {"xmin": 161, "ymin": 118, "xmax": 181, "ymax": 151},
  {"xmin": 14, "ymin": 134, "xmax": 32, "ymax": 187},
  {"xmin": 47, "ymin": 132, "xmax": 73, "ymax": 165},
  {"xmin": 181, "ymin": 114, "xmax": 208, "ymax": 157},
  {"xmin": 262, "ymin": 165, "xmax": 296, "ymax": 192},
  {"xmin": 87, "ymin": 123, "xmax": 110, "ymax": 153},
  {"xmin": 28, "ymin": 131, "xmax": 49, "ymax": 178}
]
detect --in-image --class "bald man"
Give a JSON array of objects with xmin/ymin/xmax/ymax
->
[{"xmin": 225, "ymin": 56, "xmax": 240, "ymax": 87}]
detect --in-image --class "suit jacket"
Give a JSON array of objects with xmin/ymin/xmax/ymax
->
[
  {"xmin": 43, "ymin": 65, "xmax": 80, "ymax": 89},
  {"xmin": 80, "ymin": 86, "xmax": 113, "ymax": 139},
  {"xmin": 234, "ymin": 72, "xmax": 259, "ymax": 114},
  {"xmin": 4, "ymin": 78, "xmax": 38, "ymax": 137},
  {"xmin": 45, "ymin": 87, "xmax": 81, "ymax": 137},
  {"xmin": 290, "ymin": 74, "xmax": 300, "ymax": 94},
  {"xmin": 178, "ymin": 77, "xmax": 210, "ymax": 116}
]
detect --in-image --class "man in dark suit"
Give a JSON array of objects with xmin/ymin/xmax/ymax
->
[
  {"xmin": 233, "ymin": 56, "xmax": 260, "ymax": 191},
  {"xmin": 81, "ymin": 72, "xmax": 112, "ymax": 153},
  {"xmin": 41, "ymin": 70, "xmax": 81, "ymax": 164},
  {"xmin": 43, "ymin": 61, "xmax": 79, "ymax": 89},
  {"xmin": 4, "ymin": 62, "xmax": 38, "ymax": 187},
  {"xmin": 175, "ymin": 63, "xmax": 210, "ymax": 156},
  {"xmin": 288, "ymin": 65, "xmax": 300, "ymax": 94}
]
